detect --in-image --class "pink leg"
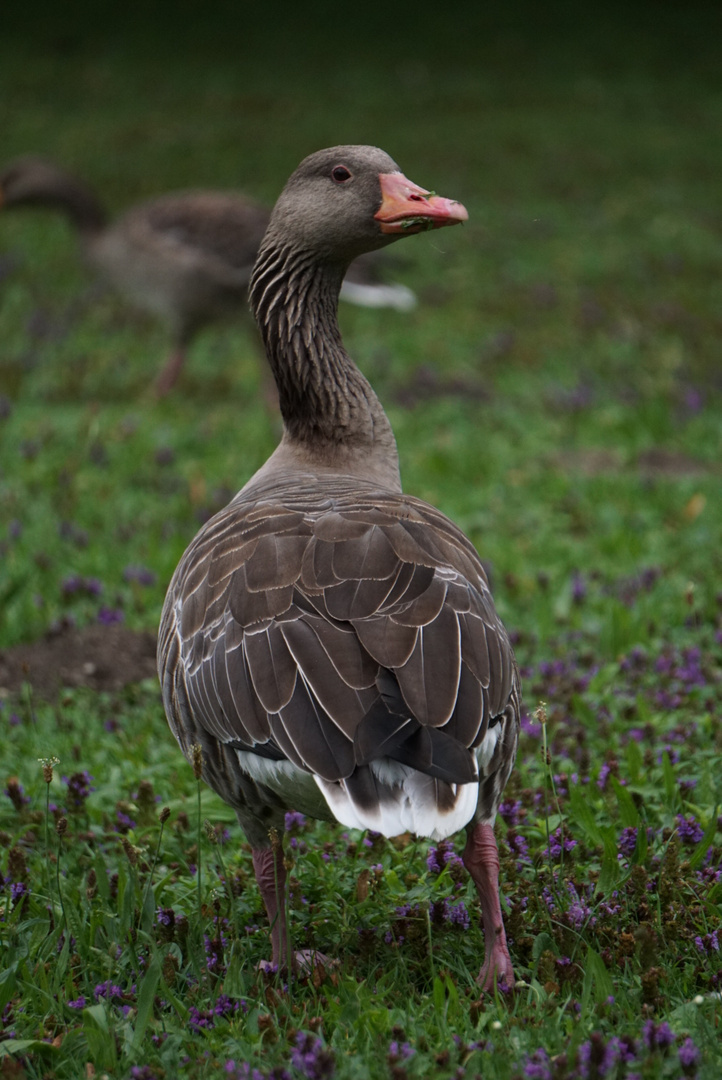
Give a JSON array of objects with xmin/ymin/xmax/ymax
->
[
  {"xmin": 155, "ymin": 348, "xmax": 186, "ymax": 396},
  {"xmin": 462, "ymin": 823, "xmax": 515, "ymax": 991},
  {"xmin": 252, "ymin": 845, "xmax": 290, "ymax": 970},
  {"xmin": 252, "ymin": 845, "xmax": 332, "ymax": 975}
]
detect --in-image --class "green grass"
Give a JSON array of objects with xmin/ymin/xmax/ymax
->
[{"xmin": 1, "ymin": 1, "xmax": 721, "ymax": 1077}]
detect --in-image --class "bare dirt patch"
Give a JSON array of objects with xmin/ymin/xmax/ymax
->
[{"xmin": 0, "ymin": 623, "xmax": 158, "ymax": 700}]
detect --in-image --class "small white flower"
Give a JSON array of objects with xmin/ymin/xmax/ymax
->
[{"xmin": 491, "ymin": 1020, "xmax": 502, "ymax": 1030}]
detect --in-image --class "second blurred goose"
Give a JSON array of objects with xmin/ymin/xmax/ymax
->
[{"xmin": 0, "ymin": 156, "xmax": 416, "ymax": 394}]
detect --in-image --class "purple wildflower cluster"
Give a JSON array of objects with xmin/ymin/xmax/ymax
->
[
  {"xmin": 388, "ymin": 1040, "xmax": 415, "ymax": 1063},
  {"xmin": 285, "ymin": 811, "xmax": 307, "ymax": 832},
  {"xmin": 188, "ymin": 994, "xmax": 246, "ymax": 1033},
  {"xmin": 542, "ymin": 827, "xmax": 577, "ymax": 860},
  {"xmin": 499, "ymin": 799, "xmax": 524, "ymax": 827},
  {"xmin": 62, "ymin": 770, "xmax": 95, "ymax": 812},
  {"xmin": 290, "ymin": 1031, "xmax": 335, "ymax": 1078},
  {"xmin": 694, "ymin": 930, "xmax": 719, "ymax": 955},
  {"xmin": 98, "ymin": 605, "xmax": 124, "ymax": 624},
  {"xmin": 61, "ymin": 574, "xmax": 103, "ymax": 597},
  {"xmin": 224, "ymin": 1065, "xmax": 285, "ymax": 1080},
  {"xmin": 564, "ymin": 882, "xmax": 596, "ymax": 930},
  {"xmin": 676, "ymin": 815, "xmax": 704, "ymax": 846},
  {"xmin": 204, "ymin": 928, "xmax": 229, "ymax": 972},
  {"xmin": 94, "ymin": 981, "xmax": 123, "ymax": 1003},
  {"xmin": 641, "ymin": 1019, "xmax": 675, "ymax": 1050},
  {"xmin": 123, "ymin": 564, "xmax": 156, "ymax": 586},
  {"xmin": 618, "ymin": 826, "xmax": 638, "ymax": 857},
  {"xmin": 520, "ymin": 1023, "xmax": 703, "ymax": 1080},
  {"xmin": 507, "ymin": 831, "xmax": 532, "ymax": 869},
  {"xmin": 285, "ymin": 811, "xmax": 308, "ymax": 850},
  {"xmin": 576, "ymin": 1032, "xmax": 636, "ymax": 1077},
  {"xmin": 521, "ymin": 1047, "xmax": 551, "ymax": 1079},
  {"xmin": 426, "ymin": 839, "xmax": 463, "ymax": 875},
  {"xmin": 115, "ymin": 802, "xmax": 137, "ymax": 832},
  {"xmin": 430, "ymin": 898, "xmax": 471, "ymax": 930}
]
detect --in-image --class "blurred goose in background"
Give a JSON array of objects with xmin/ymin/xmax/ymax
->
[
  {"xmin": 158, "ymin": 145, "xmax": 520, "ymax": 990},
  {"xmin": 0, "ymin": 156, "xmax": 416, "ymax": 394}
]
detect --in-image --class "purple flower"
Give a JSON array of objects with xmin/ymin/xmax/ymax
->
[
  {"xmin": 498, "ymin": 799, "xmax": 523, "ymax": 827},
  {"xmin": 448, "ymin": 901, "xmax": 471, "ymax": 930},
  {"xmin": 116, "ymin": 809, "xmax": 137, "ymax": 831},
  {"xmin": 508, "ymin": 833, "xmax": 531, "ymax": 867},
  {"xmin": 156, "ymin": 907, "xmax": 175, "ymax": 927},
  {"xmin": 571, "ymin": 571, "xmax": 587, "ymax": 604},
  {"xmin": 543, "ymin": 827, "xmax": 577, "ymax": 859},
  {"xmin": 10, "ymin": 882, "xmax": 28, "ymax": 903},
  {"xmin": 566, "ymin": 890, "xmax": 595, "ymax": 929},
  {"xmin": 123, "ymin": 565, "xmax": 156, "ymax": 586},
  {"xmin": 577, "ymin": 1034, "xmax": 622, "ymax": 1078},
  {"xmin": 204, "ymin": 933, "xmax": 227, "ymax": 973},
  {"xmin": 597, "ymin": 763, "xmax": 612, "ymax": 790},
  {"xmin": 188, "ymin": 1005, "xmax": 214, "ymax": 1032},
  {"xmin": 67, "ymin": 996, "xmax": 86, "ymax": 1009},
  {"xmin": 694, "ymin": 930, "xmax": 719, "ymax": 954},
  {"xmin": 62, "ymin": 575, "xmax": 103, "ymax": 596},
  {"xmin": 98, "ymin": 606, "xmax": 124, "ymax": 624},
  {"xmin": 619, "ymin": 826, "xmax": 638, "ymax": 857},
  {"xmin": 521, "ymin": 711, "xmax": 542, "ymax": 739},
  {"xmin": 63, "ymin": 770, "xmax": 95, "ymax": 812},
  {"xmin": 388, "ymin": 1041, "xmax": 415, "ymax": 1061},
  {"xmin": 213, "ymin": 994, "xmax": 241, "ymax": 1018},
  {"xmin": 224, "ymin": 1065, "xmax": 268, "ymax": 1080},
  {"xmin": 285, "ymin": 811, "xmax": 307, "ymax": 831},
  {"xmin": 94, "ymin": 981, "xmax": 123, "ymax": 1003},
  {"xmin": 521, "ymin": 1048, "xmax": 551, "ymax": 1080},
  {"xmin": 676, "ymin": 815, "xmax": 704, "ymax": 845},
  {"xmin": 642, "ymin": 1020, "xmax": 675, "ymax": 1051},
  {"xmin": 426, "ymin": 839, "xmax": 462, "ymax": 875},
  {"xmin": 291, "ymin": 1031, "xmax": 335, "ymax": 1078},
  {"xmin": 678, "ymin": 1037, "xmax": 700, "ymax": 1072}
]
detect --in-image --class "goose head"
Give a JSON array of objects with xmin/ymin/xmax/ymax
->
[
  {"xmin": 264, "ymin": 145, "xmax": 468, "ymax": 265},
  {"xmin": 0, "ymin": 155, "xmax": 107, "ymax": 230}
]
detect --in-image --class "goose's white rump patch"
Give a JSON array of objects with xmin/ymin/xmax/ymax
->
[{"xmin": 316, "ymin": 762, "xmax": 479, "ymax": 841}]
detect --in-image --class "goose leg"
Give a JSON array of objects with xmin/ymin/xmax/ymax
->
[
  {"xmin": 252, "ymin": 844, "xmax": 290, "ymax": 970},
  {"xmin": 462, "ymin": 822, "xmax": 515, "ymax": 991},
  {"xmin": 155, "ymin": 347, "xmax": 187, "ymax": 396},
  {"xmin": 252, "ymin": 844, "xmax": 332, "ymax": 975}
]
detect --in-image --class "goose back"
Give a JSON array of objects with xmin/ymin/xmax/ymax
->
[{"xmin": 159, "ymin": 470, "xmax": 520, "ymax": 842}]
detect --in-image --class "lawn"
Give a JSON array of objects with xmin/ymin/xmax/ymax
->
[{"xmin": 1, "ymin": 1, "xmax": 721, "ymax": 1077}]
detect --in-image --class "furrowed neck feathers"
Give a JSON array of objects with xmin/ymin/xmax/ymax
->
[{"xmin": 250, "ymin": 232, "xmax": 400, "ymax": 488}]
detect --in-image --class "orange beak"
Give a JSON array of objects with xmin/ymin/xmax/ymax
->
[{"xmin": 375, "ymin": 172, "xmax": 468, "ymax": 234}]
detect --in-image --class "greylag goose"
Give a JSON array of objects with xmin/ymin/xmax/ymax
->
[
  {"xmin": 158, "ymin": 146, "xmax": 520, "ymax": 990},
  {"xmin": 0, "ymin": 156, "xmax": 416, "ymax": 395}
]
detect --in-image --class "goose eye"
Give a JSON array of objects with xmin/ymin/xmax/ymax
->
[{"xmin": 331, "ymin": 165, "xmax": 352, "ymax": 183}]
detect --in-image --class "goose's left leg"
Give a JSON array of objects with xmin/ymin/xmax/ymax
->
[{"xmin": 462, "ymin": 822, "xmax": 515, "ymax": 991}]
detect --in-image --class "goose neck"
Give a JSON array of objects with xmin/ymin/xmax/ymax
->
[
  {"xmin": 46, "ymin": 179, "xmax": 107, "ymax": 234},
  {"xmin": 250, "ymin": 238, "xmax": 401, "ymax": 490}
]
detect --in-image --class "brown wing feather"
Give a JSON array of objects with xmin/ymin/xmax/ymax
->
[{"xmin": 159, "ymin": 478, "xmax": 519, "ymax": 794}]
